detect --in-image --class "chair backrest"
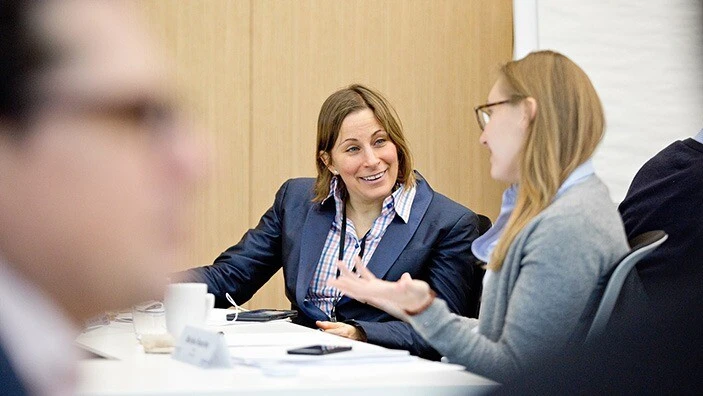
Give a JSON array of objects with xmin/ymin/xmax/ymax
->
[
  {"xmin": 476, "ymin": 214, "xmax": 493, "ymax": 237},
  {"xmin": 466, "ymin": 214, "xmax": 492, "ymax": 319},
  {"xmin": 585, "ymin": 230, "xmax": 668, "ymax": 343}
]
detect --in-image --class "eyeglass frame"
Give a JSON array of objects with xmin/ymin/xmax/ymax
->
[{"xmin": 473, "ymin": 96, "xmax": 525, "ymax": 131}]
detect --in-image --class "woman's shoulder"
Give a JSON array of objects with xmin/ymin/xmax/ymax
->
[
  {"xmin": 527, "ymin": 176, "xmax": 627, "ymax": 251},
  {"xmin": 546, "ymin": 177, "xmax": 618, "ymax": 221},
  {"xmin": 506, "ymin": 177, "xmax": 628, "ymax": 277},
  {"xmin": 281, "ymin": 177, "xmax": 316, "ymax": 191},
  {"xmin": 272, "ymin": 177, "xmax": 317, "ymax": 205},
  {"xmin": 416, "ymin": 176, "xmax": 475, "ymax": 218}
]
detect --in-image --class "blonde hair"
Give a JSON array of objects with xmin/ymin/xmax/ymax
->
[
  {"xmin": 488, "ymin": 50, "xmax": 605, "ymax": 270},
  {"xmin": 313, "ymin": 84, "xmax": 415, "ymax": 202}
]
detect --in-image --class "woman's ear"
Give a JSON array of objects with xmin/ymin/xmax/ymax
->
[
  {"xmin": 524, "ymin": 97, "xmax": 538, "ymax": 123},
  {"xmin": 319, "ymin": 151, "xmax": 337, "ymax": 175}
]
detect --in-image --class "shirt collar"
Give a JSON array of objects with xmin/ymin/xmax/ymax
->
[
  {"xmin": 694, "ymin": 128, "xmax": 703, "ymax": 144},
  {"xmin": 471, "ymin": 159, "xmax": 596, "ymax": 263},
  {"xmin": 0, "ymin": 255, "xmax": 80, "ymax": 396},
  {"xmin": 557, "ymin": 159, "xmax": 595, "ymax": 196},
  {"xmin": 389, "ymin": 182, "xmax": 415, "ymax": 223},
  {"xmin": 320, "ymin": 176, "xmax": 338, "ymax": 206},
  {"xmin": 322, "ymin": 176, "xmax": 415, "ymax": 224}
]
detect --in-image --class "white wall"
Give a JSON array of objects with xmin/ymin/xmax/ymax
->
[{"xmin": 514, "ymin": 0, "xmax": 703, "ymax": 202}]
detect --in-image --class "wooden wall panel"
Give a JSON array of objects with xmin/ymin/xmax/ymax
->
[
  {"xmin": 249, "ymin": 1, "xmax": 512, "ymax": 308},
  {"xmin": 140, "ymin": 1, "xmax": 512, "ymax": 310},
  {"xmin": 138, "ymin": 1, "xmax": 252, "ymax": 271}
]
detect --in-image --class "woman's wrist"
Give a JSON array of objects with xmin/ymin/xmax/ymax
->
[
  {"xmin": 344, "ymin": 320, "xmax": 368, "ymax": 342},
  {"xmin": 403, "ymin": 289, "xmax": 437, "ymax": 316}
]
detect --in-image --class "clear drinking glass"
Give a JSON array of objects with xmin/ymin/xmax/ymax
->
[{"xmin": 132, "ymin": 300, "xmax": 166, "ymax": 340}]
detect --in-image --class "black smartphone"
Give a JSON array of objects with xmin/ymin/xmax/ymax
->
[
  {"xmin": 226, "ymin": 309, "xmax": 297, "ymax": 322},
  {"xmin": 287, "ymin": 345, "xmax": 352, "ymax": 355}
]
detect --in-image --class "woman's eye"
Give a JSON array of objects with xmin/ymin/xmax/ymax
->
[
  {"xmin": 345, "ymin": 146, "xmax": 359, "ymax": 153},
  {"xmin": 374, "ymin": 138, "xmax": 386, "ymax": 146}
]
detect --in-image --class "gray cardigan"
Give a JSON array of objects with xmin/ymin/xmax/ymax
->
[{"xmin": 408, "ymin": 176, "xmax": 628, "ymax": 382}]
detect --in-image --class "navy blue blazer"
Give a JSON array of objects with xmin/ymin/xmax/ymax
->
[{"xmin": 183, "ymin": 172, "xmax": 479, "ymax": 359}]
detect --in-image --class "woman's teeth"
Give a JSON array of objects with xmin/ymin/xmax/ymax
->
[{"xmin": 361, "ymin": 171, "xmax": 385, "ymax": 181}]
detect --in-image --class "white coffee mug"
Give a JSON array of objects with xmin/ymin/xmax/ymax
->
[{"xmin": 164, "ymin": 283, "xmax": 215, "ymax": 338}]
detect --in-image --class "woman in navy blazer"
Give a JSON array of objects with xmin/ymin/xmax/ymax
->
[{"xmin": 180, "ymin": 84, "xmax": 479, "ymax": 359}]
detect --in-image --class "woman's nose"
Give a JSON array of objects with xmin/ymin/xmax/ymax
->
[
  {"xmin": 479, "ymin": 129, "xmax": 488, "ymax": 146},
  {"xmin": 363, "ymin": 148, "xmax": 381, "ymax": 166}
]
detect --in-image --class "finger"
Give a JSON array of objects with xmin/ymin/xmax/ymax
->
[
  {"xmin": 357, "ymin": 262, "xmax": 378, "ymax": 280},
  {"xmin": 315, "ymin": 321, "xmax": 341, "ymax": 330},
  {"xmin": 397, "ymin": 273, "xmax": 412, "ymax": 290},
  {"xmin": 335, "ymin": 260, "xmax": 356, "ymax": 279},
  {"xmin": 327, "ymin": 279, "xmax": 363, "ymax": 301},
  {"xmin": 331, "ymin": 281, "xmax": 371, "ymax": 304},
  {"xmin": 321, "ymin": 323, "xmax": 354, "ymax": 339},
  {"xmin": 351, "ymin": 256, "xmax": 363, "ymax": 273},
  {"xmin": 327, "ymin": 274, "xmax": 356, "ymax": 290},
  {"xmin": 323, "ymin": 327, "xmax": 347, "ymax": 337}
]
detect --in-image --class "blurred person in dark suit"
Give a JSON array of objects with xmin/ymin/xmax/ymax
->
[
  {"xmin": 618, "ymin": 129, "xmax": 703, "ymax": 318},
  {"xmin": 0, "ymin": 1, "xmax": 202, "ymax": 394}
]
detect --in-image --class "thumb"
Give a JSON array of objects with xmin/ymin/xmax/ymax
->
[{"xmin": 398, "ymin": 272, "xmax": 414, "ymax": 288}]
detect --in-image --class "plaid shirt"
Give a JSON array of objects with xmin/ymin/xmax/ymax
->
[{"xmin": 306, "ymin": 176, "xmax": 416, "ymax": 319}]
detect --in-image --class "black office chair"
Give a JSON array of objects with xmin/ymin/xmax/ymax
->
[
  {"xmin": 585, "ymin": 230, "xmax": 668, "ymax": 343},
  {"xmin": 466, "ymin": 214, "xmax": 492, "ymax": 319}
]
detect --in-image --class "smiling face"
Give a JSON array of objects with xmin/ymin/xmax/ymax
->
[
  {"xmin": 479, "ymin": 78, "xmax": 531, "ymax": 184},
  {"xmin": 324, "ymin": 108, "xmax": 399, "ymax": 208}
]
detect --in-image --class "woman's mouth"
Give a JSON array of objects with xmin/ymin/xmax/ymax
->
[{"xmin": 360, "ymin": 170, "xmax": 386, "ymax": 182}]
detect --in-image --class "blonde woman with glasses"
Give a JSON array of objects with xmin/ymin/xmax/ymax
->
[{"xmin": 331, "ymin": 51, "xmax": 630, "ymax": 382}]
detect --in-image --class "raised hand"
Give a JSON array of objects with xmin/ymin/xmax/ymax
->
[{"xmin": 328, "ymin": 257, "xmax": 436, "ymax": 319}]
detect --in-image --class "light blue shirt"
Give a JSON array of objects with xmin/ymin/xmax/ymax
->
[
  {"xmin": 694, "ymin": 128, "xmax": 703, "ymax": 144},
  {"xmin": 472, "ymin": 159, "xmax": 596, "ymax": 263}
]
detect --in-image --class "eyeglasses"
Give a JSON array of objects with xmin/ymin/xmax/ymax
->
[
  {"xmin": 473, "ymin": 100, "xmax": 512, "ymax": 131},
  {"xmin": 473, "ymin": 99, "xmax": 515, "ymax": 131}
]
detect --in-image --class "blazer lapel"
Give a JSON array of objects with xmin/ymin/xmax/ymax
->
[
  {"xmin": 295, "ymin": 200, "xmax": 335, "ymax": 313},
  {"xmin": 338, "ymin": 175, "xmax": 433, "ymax": 305}
]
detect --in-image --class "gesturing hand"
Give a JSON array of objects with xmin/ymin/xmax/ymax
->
[{"xmin": 328, "ymin": 257, "xmax": 436, "ymax": 320}]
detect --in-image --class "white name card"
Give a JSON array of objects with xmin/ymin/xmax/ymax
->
[{"xmin": 172, "ymin": 326, "xmax": 232, "ymax": 368}]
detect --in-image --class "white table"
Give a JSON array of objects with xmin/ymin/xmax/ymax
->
[{"xmin": 75, "ymin": 312, "xmax": 497, "ymax": 395}]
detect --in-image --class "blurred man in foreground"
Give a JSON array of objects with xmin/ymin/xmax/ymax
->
[{"xmin": 0, "ymin": 1, "xmax": 202, "ymax": 394}]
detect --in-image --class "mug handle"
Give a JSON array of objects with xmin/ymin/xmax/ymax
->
[{"xmin": 205, "ymin": 293, "xmax": 215, "ymax": 316}]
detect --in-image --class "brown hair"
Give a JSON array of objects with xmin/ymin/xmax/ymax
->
[
  {"xmin": 489, "ymin": 50, "xmax": 605, "ymax": 270},
  {"xmin": 313, "ymin": 84, "xmax": 415, "ymax": 202}
]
